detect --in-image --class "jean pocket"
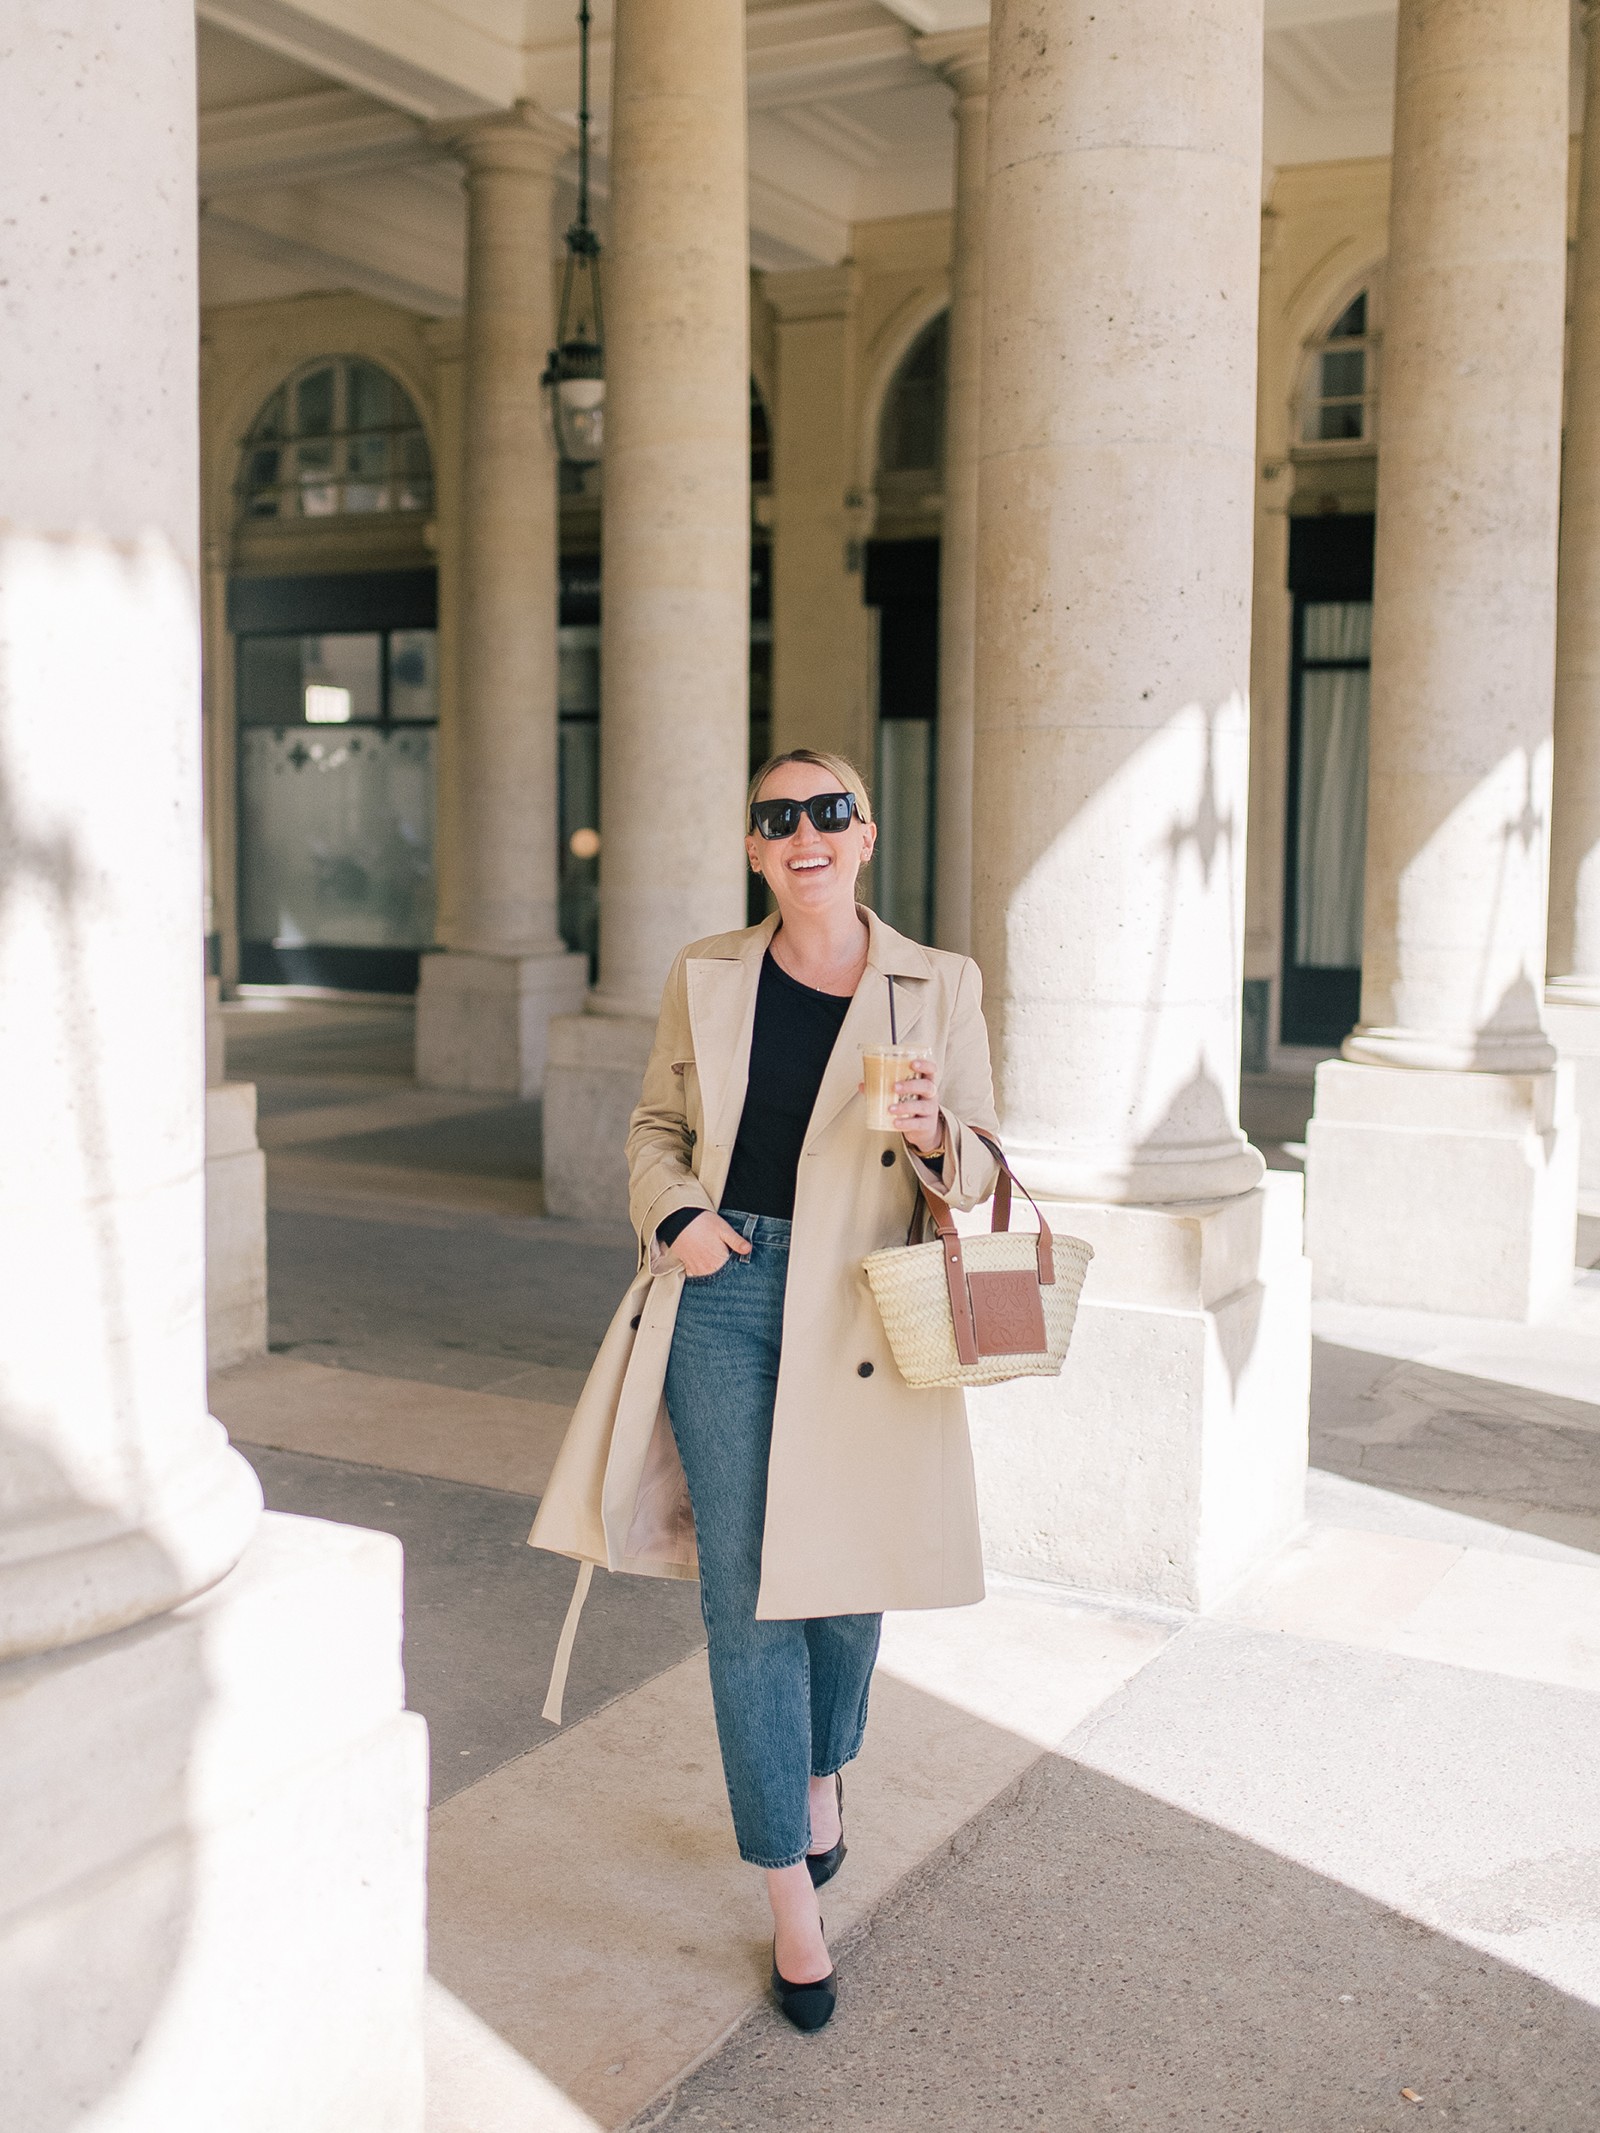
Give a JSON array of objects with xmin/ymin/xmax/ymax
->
[{"xmin": 684, "ymin": 1255, "xmax": 736, "ymax": 1284}]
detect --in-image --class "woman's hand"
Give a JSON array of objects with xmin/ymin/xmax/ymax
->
[
  {"xmin": 890, "ymin": 1055, "xmax": 945, "ymax": 1159},
  {"xmin": 670, "ymin": 1209, "xmax": 755, "ymax": 1278}
]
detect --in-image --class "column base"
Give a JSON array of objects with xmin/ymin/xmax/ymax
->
[
  {"xmin": 542, "ymin": 1011, "xmax": 656, "ymax": 1222},
  {"xmin": 1, "ymin": 1511, "xmax": 428, "ymax": 2132},
  {"xmin": 205, "ymin": 1081, "xmax": 266, "ymax": 1373},
  {"xmin": 1305, "ymin": 1060, "xmax": 1577, "ymax": 1318},
  {"xmin": 966, "ymin": 1176, "xmax": 1310, "ymax": 1612},
  {"xmin": 1544, "ymin": 995, "xmax": 1600, "ymax": 1198},
  {"xmin": 415, "ymin": 948, "xmax": 589, "ymax": 1100}
]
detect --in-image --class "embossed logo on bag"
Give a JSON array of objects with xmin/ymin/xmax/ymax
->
[{"xmin": 966, "ymin": 1269, "xmax": 1048, "ymax": 1356}]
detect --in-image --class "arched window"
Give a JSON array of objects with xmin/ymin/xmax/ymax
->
[
  {"xmin": 878, "ymin": 312, "xmax": 948, "ymax": 478},
  {"xmin": 1300, "ymin": 289, "xmax": 1379, "ymax": 446},
  {"xmin": 237, "ymin": 358, "xmax": 432, "ymax": 521}
]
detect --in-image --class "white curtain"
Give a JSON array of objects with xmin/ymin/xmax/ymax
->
[{"xmin": 1295, "ymin": 602, "xmax": 1370, "ymax": 969}]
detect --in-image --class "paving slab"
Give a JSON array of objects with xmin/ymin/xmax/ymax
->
[
  {"xmin": 253, "ymin": 1075, "xmax": 413, "ymax": 1118},
  {"xmin": 268, "ymin": 1156, "xmax": 548, "ymax": 1217},
  {"xmin": 270, "ymin": 1098, "xmax": 547, "ymax": 1178},
  {"xmin": 223, "ymin": 998, "xmax": 418, "ymax": 1078},
  {"xmin": 1067, "ymin": 1624, "xmax": 1600, "ymax": 2010},
  {"xmin": 1223, "ymin": 1520, "xmax": 1600, "ymax": 1699},
  {"xmin": 1311, "ymin": 1319, "xmax": 1600, "ymax": 1556},
  {"xmin": 427, "ymin": 1654, "xmax": 1047, "ymax": 2129},
  {"xmin": 258, "ymin": 1088, "xmax": 510, "ymax": 1149},
  {"xmin": 215, "ymin": 1355, "xmax": 573, "ymax": 1494},
  {"xmin": 1304, "ymin": 1467, "xmax": 1599, "ymax": 1562},
  {"xmin": 651, "ymin": 1625, "xmax": 1600, "ymax": 2132},
  {"xmin": 425, "ymin": 1580, "xmax": 1175, "ymax": 2130},
  {"xmin": 1313, "ymin": 1276, "xmax": 1600, "ymax": 1411},
  {"xmin": 265, "ymin": 1202, "xmax": 638, "ymax": 1381}
]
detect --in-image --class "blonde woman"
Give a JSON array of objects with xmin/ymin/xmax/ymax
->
[{"xmin": 532, "ymin": 748, "xmax": 1000, "ymax": 2032}]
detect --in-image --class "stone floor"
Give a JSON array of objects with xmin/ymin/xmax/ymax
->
[{"xmin": 212, "ymin": 997, "xmax": 1600, "ymax": 2132}]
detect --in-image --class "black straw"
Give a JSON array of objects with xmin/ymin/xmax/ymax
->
[{"xmin": 887, "ymin": 972, "xmax": 898, "ymax": 1044}]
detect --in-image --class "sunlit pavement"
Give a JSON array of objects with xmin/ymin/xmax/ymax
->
[{"xmin": 214, "ymin": 1000, "xmax": 1600, "ymax": 2131}]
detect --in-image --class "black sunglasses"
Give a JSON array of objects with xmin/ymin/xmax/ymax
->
[{"xmin": 749, "ymin": 790, "xmax": 860, "ymax": 841}]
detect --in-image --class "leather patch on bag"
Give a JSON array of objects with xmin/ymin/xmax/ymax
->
[{"xmin": 966, "ymin": 1269, "xmax": 1048, "ymax": 1357}]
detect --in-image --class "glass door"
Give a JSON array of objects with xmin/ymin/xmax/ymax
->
[{"xmin": 232, "ymin": 572, "xmax": 439, "ymax": 991}]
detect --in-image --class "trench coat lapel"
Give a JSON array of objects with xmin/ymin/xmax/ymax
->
[
  {"xmin": 802, "ymin": 910, "xmax": 933, "ymax": 1152},
  {"xmin": 684, "ymin": 914, "xmax": 777, "ymax": 1155}
]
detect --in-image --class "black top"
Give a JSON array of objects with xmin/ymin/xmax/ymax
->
[{"xmin": 656, "ymin": 950, "xmax": 849, "ymax": 1244}]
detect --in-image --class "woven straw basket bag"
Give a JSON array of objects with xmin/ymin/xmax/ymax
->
[{"xmin": 863, "ymin": 1138, "xmax": 1094, "ymax": 1391}]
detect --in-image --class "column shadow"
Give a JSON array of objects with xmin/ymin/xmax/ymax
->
[{"xmin": 642, "ymin": 1753, "xmax": 1600, "ymax": 2131}]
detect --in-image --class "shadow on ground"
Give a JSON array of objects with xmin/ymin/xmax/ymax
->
[
  {"xmin": 265, "ymin": 1204, "xmax": 638, "ymax": 1383},
  {"xmin": 240, "ymin": 1444, "xmax": 706, "ymax": 1806},
  {"xmin": 1313, "ymin": 1340, "xmax": 1600, "ymax": 1556},
  {"xmin": 644, "ymin": 1754, "xmax": 1598, "ymax": 2133}
]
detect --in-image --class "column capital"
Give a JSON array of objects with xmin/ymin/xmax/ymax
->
[
  {"xmin": 432, "ymin": 99, "xmax": 571, "ymax": 177},
  {"xmin": 914, "ymin": 27, "xmax": 989, "ymax": 99},
  {"xmin": 760, "ymin": 263, "xmax": 860, "ymax": 326}
]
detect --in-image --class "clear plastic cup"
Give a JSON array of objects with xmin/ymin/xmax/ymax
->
[{"xmin": 861, "ymin": 1045, "xmax": 922, "ymax": 1132}]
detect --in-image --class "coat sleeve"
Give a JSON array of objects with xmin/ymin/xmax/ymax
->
[
  {"xmin": 906, "ymin": 954, "xmax": 1003, "ymax": 1212},
  {"xmin": 626, "ymin": 951, "xmax": 717, "ymax": 1251}
]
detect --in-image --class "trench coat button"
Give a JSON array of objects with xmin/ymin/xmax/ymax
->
[
  {"xmin": 857, "ymin": 1360, "xmax": 874, "ymax": 1378},
  {"xmin": 687, "ymin": 1131, "xmax": 696, "ymax": 1146},
  {"xmin": 630, "ymin": 1314, "xmax": 641, "ymax": 1330},
  {"xmin": 880, "ymin": 1148, "xmax": 895, "ymax": 1167}
]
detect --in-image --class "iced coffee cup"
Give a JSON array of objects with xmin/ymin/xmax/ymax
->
[{"xmin": 861, "ymin": 1045, "xmax": 922, "ymax": 1132}]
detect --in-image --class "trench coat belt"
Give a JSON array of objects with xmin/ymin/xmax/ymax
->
[{"xmin": 542, "ymin": 1561, "xmax": 594, "ymax": 1725}]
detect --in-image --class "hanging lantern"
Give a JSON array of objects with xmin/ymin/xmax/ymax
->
[{"xmin": 543, "ymin": 0, "xmax": 605, "ymax": 467}]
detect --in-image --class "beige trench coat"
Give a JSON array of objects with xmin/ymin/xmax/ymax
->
[{"xmin": 527, "ymin": 907, "xmax": 1001, "ymax": 1618}]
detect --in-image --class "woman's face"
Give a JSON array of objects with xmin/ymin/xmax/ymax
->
[{"xmin": 746, "ymin": 759, "xmax": 877, "ymax": 920}]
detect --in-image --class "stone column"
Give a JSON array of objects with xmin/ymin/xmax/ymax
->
[
  {"xmin": 967, "ymin": 0, "xmax": 1309, "ymax": 1611},
  {"xmin": 0, "ymin": 8, "xmax": 426, "ymax": 2119},
  {"xmin": 1305, "ymin": 0, "xmax": 1576, "ymax": 1318},
  {"xmin": 764, "ymin": 266, "xmax": 874, "ymax": 773},
  {"xmin": 544, "ymin": 0, "xmax": 751, "ymax": 1219},
  {"xmin": 416, "ymin": 106, "xmax": 587, "ymax": 1100},
  {"xmin": 918, "ymin": 29, "xmax": 988, "ymax": 957},
  {"xmin": 1546, "ymin": 0, "xmax": 1600, "ymax": 1197}
]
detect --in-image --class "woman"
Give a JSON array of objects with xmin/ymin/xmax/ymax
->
[{"xmin": 530, "ymin": 747, "xmax": 1000, "ymax": 2033}]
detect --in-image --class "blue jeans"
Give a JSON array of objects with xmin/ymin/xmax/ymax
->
[{"xmin": 664, "ymin": 1211, "xmax": 882, "ymax": 1868}]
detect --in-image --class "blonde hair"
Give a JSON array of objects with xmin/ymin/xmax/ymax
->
[{"xmin": 747, "ymin": 747, "xmax": 874, "ymax": 825}]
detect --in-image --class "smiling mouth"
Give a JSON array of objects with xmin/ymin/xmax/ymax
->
[{"xmin": 788, "ymin": 854, "xmax": 831, "ymax": 872}]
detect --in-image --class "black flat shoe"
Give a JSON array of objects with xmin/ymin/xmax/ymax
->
[
  {"xmin": 772, "ymin": 1944, "xmax": 837, "ymax": 2032},
  {"xmin": 806, "ymin": 1772, "xmax": 846, "ymax": 1890}
]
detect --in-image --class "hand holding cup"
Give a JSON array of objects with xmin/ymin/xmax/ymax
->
[{"xmin": 861, "ymin": 1048, "xmax": 943, "ymax": 1158}]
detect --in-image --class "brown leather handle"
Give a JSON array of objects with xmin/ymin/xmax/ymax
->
[
  {"xmin": 914, "ymin": 1183, "xmax": 980, "ymax": 1365},
  {"xmin": 972, "ymin": 1131, "xmax": 1054, "ymax": 1286},
  {"xmin": 991, "ymin": 1164, "xmax": 1013, "ymax": 1235},
  {"xmin": 910, "ymin": 1135, "xmax": 1054, "ymax": 1365}
]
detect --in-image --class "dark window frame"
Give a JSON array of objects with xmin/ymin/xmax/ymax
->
[{"xmin": 1281, "ymin": 514, "xmax": 1374, "ymax": 1050}]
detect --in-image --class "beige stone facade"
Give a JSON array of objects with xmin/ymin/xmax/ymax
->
[{"xmin": 188, "ymin": 71, "xmax": 1529, "ymax": 1090}]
